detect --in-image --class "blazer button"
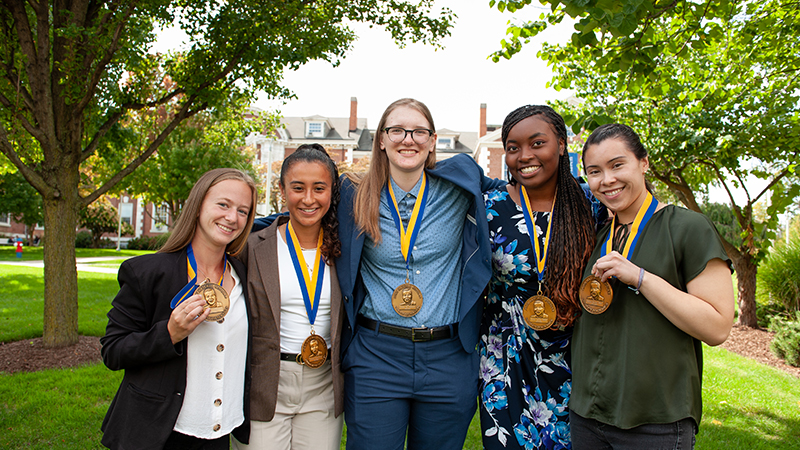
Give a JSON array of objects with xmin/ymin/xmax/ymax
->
[
  {"xmin": 213, "ymin": 424, "xmax": 221, "ymax": 432},
  {"xmin": 214, "ymin": 399, "xmax": 222, "ymax": 407},
  {"xmin": 216, "ymin": 372, "xmax": 223, "ymax": 380},
  {"xmin": 216, "ymin": 344, "xmax": 225, "ymax": 352}
]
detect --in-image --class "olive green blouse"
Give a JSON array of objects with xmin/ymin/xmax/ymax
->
[{"xmin": 571, "ymin": 205, "xmax": 730, "ymax": 429}]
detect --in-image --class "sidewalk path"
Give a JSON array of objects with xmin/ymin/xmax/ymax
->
[{"xmin": 0, "ymin": 256, "xmax": 133, "ymax": 274}]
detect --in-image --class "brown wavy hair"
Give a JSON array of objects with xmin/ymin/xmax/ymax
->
[
  {"xmin": 280, "ymin": 143, "xmax": 341, "ymax": 263},
  {"xmin": 159, "ymin": 168, "xmax": 257, "ymax": 257},
  {"xmin": 347, "ymin": 98, "xmax": 437, "ymax": 243},
  {"xmin": 502, "ymin": 105, "xmax": 596, "ymax": 327}
]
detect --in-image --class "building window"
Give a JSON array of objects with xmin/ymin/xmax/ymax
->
[
  {"xmin": 307, "ymin": 122, "xmax": 323, "ymax": 137},
  {"xmin": 437, "ymin": 137, "xmax": 453, "ymax": 150},
  {"xmin": 120, "ymin": 203, "xmax": 133, "ymax": 226},
  {"xmin": 151, "ymin": 204, "xmax": 169, "ymax": 233},
  {"xmin": 0, "ymin": 212, "xmax": 9, "ymax": 226}
]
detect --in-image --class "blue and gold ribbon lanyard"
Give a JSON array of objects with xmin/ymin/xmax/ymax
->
[
  {"xmin": 602, "ymin": 191, "xmax": 658, "ymax": 259},
  {"xmin": 518, "ymin": 185, "xmax": 558, "ymax": 330},
  {"xmin": 386, "ymin": 173, "xmax": 429, "ymax": 286},
  {"xmin": 601, "ymin": 191, "xmax": 658, "ymax": 293},
  {"xmin": 170, "ymin": 243, "xmax": 227, "ymax": 309},
  {"xmin": 385, "ymin": 174, "xmax": 429, "ymax": 317},
  {"xmin": 519, "ymin": 185, "xmax": 556, "ymax": 296},
  {"xmin": 286, "ymin": 221, "xmax": 326, "ymax": 332}
]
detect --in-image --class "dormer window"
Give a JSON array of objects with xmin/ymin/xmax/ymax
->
[
  {"xmin": 306, "ymin": 121, "xmax": 326, "ymax": 138},
  {"xmin": 437, "ymin": 137, "xmax": 453, "ymax": 150}
]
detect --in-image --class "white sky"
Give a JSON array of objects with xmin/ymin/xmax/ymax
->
[
  {"xmin": 153, "ymin": 2, "xmax": 772, "ymax": 208},
  {"xmin": 250, "ymin": 0, "xmax": 575, "ymax": 131}
]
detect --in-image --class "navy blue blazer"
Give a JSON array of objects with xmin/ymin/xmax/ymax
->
[{"xmin": 335, "ymin": 154, "xmax": 505, "ymax": 353}]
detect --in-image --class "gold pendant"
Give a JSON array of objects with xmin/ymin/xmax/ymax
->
[
  {"xmin": 196, "ymin": 279, "xmax": 230, "ymax": 322},
  {"xmin": 522, "ymin": 294, "xmax": 557, "ymax": 330},
  {"xmin": 579, "ymin": 275, "xmax": 614, "ymax": 315},
  {"xmin": 300, "ymin": 333, "xmax": 328, "ymax": 369},
  {"xmin": 391, "ymin": 282, "xmax": 423, "ymax": 317}
]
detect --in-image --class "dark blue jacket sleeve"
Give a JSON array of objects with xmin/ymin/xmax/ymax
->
[{"xmin": 252, "ymin": 212, "xmax": 288, "ymax": 232}]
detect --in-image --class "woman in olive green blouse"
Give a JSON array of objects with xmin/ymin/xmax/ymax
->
[{"xmin": 570, "ymin": 123, "xmax": 735, "ymax": 450}]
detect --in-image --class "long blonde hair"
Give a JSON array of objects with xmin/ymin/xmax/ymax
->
[
  {"xmin": 159, "ymin": 168, "xmax": 257, "ymax": 257},
  {"xmin": 349, "ymin": 98, "xmax": 437, "ymax": 242}
]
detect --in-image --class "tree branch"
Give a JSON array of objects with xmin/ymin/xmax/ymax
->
[
  {"xmin": 80, "ymin": 87, "xmax": 187, "ymax": 161},
  {"xmin": 0, "ymin": 91, "xmax": 47, "ymax": 143},
  {"xmin": 74, "ymin": 0, "xmax": 138, "ymax": 115},
  {"xmin": 81, "ymin": 97, "xmax": 207, "ymax": 206},
  {"xmin": 0, "ymin": 126, "xmax": 51, "ymax": 196}
]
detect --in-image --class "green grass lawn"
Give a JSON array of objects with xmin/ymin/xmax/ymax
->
[
  {"xmin": 1, "ymin": 268, "xmax": 798, "ymax": 449},
  {"xmin": 0, "ymin": 266, "xmax": 119, "ymax": 342},
  {"xmin": 0, "ymin": 246, "xmax": 149, "ymax": 262}
]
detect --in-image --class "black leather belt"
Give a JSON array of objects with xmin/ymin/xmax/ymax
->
[
  {"xmin": 280, "ymin": 353, "xmax": 302, "ymax": 362},
  {"xmin": 357, "ymin": 316, "xmax": 457, "ymax": 342},
  {"xmin": 280, "ymin": 350, "xmax": 330, "ymax": 363}
]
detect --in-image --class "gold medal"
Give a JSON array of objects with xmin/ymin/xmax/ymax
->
[
  {"xmin": 579, "ymin": 275, "xmax": 614, "ymax": 314},
  {"xmin": 196, "ymin": 279, "xmax": 230, "ymax": 322},
  {"xmin": 522, "ymin": 294, "xmax": 557, "ymax": 330},
  {"xmin": 300, "ymin": 332, "xmax": 328, "ymax": 369},
  {"xmin": 391, "ymin": 282, "xmax": 423, "ymax": 317}
]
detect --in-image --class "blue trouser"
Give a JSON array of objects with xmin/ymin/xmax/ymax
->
[{"xmin": 342, "ymin": 322, "xmax": 478, "ymax": 450}]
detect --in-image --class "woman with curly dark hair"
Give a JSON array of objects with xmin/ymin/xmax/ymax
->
[
  {"xmin": 236, "ymin": 144, "xmax": 344, "ymax": 450},
  {"xmin": 479, "ymin": 105, "xmax": 600, "ymax": 450}
]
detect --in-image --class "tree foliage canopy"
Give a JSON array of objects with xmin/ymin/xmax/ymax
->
[
  {"xmin": 0, "ymin": 0, "xmax": 455, "ymax": 347},
  {"xmin": 491, "ymin": 0, "xmax": 800, "ymax": 326}
]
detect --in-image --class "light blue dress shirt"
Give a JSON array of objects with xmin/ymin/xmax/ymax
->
[{"xmin": 359, "ymin": 173, "xmax": 470, "ymax": 328}]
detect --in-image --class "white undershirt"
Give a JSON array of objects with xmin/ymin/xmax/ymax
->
[
  {"xmin": 277, "ymin": 230, "xmax": 333, "ymax": 354},
  {"xmin": 174, "ymin": 266, "xmax": 247, "ymax": 439}
]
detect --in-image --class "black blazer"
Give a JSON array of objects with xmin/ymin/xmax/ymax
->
[{"xmin": 100, "ymin": 249, "xmax": 251, "ymax": 450}]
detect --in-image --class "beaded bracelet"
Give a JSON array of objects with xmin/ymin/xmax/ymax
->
[{"xmin": 628, "ymin": 268, "xmax": 645, "ymax": 295}]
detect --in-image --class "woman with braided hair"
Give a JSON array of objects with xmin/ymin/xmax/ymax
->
[{"xmin": 479, "ymin": 105, "xmax": 600, "ymax": 450}]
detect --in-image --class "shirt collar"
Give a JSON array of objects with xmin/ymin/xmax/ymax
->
[{"xmin": 388, "ymin": 173, "xmax": 425, "ymax": 200}]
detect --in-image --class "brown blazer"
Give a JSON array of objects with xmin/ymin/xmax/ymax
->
[{"xmin": 242, "ymin": 215, "xmax": 344, "ymax": 421}]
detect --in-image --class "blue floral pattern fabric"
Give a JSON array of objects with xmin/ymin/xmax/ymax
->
[{"xmin": 479, "ymin": 187, "xmax": 573, "ymax": 450}]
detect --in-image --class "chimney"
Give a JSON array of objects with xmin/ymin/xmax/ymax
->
[
  {"xmin": 349, "ymin": 97, "xmax": 358, "ymax": 132},
  {"xmin": 479, "ymin": 103, "xmax": 487, "ymax": 137}
]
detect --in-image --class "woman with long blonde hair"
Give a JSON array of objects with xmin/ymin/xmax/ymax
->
[{"xmin": 102, "ymin": 168, "xmax": 257, "ymax": 449}]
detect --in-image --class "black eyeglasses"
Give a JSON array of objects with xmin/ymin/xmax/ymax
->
[{"xmin": 383, "ymin": 127, "xmax": 434, "ymax": 144}]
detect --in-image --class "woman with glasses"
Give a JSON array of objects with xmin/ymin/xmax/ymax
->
[{"xmin": 335, "ymin": 98, "xmax": 504, "ymax": 450}]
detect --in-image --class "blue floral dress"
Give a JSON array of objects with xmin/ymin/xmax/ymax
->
[{"xmin": 479, "ymin": 188, "xmax": 573, "ymax": 450}]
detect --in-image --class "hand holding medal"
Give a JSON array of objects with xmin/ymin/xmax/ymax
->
[
  {"xmin": 581, "ymin": 191, "xmax": 658, "ymax": 314},
  {"xmin": 167, "ymin": 293, "xmax": 211, "ymax": 344}
]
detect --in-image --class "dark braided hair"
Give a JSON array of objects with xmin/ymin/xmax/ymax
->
[
  {"xmin": 280, "ymin": 143, "xmax": 341, "ymax": 264},
  {"xmin": 502, "ymin": 105, "xmax": 596, "ymax": 327}
]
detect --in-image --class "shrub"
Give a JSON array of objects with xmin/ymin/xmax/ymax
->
[
  {"xmin": 75, "ymin": 230, "xmax": 93, "ymax": 248},
  {"xmin": 769, "ymin": 311, "xmax": 800, "ymax": 367},
  {"xmin": 126, "ymin": 233, "xmax": 170, "ymax": 251},
  {"xmin": 758, "ymin": 238, "xmax": 800, "ymax": 317}
]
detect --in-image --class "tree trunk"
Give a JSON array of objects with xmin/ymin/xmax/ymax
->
[
  {"xmin": 41, "ymin": 194, "xmax": 80, "ymax": 348},
  {"xmin": 731, "ymin": 252, "xmax": 759, "ymax": 328}
]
